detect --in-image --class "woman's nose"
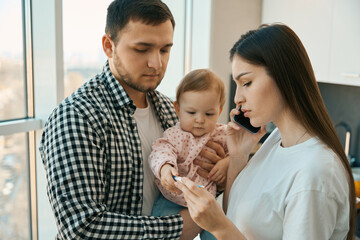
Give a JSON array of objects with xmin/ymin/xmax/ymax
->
[{"xmin": 234, "ymin": 85, "xmax": 245, "ymax": 106}]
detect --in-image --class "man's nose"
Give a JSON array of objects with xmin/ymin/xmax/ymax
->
[{"xmin": 147, "ymin": 52, "xmax": 162, "ymax": 70}]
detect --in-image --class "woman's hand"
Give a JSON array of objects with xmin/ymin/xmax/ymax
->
[
  {"xmin": 175, "ymin": 177, "xmax": 246, "ymax": 240},
  {"xmin": 174, "ymin": 177, "xmax": 227, "ymax": 232},
  {"xmin": 227, "ymin": 107, "xmax": 266, "ymax": 159}
]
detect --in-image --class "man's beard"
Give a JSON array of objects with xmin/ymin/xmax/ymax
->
[{"xmin": 119, "ymin": 73, "xmax": 162, "ymax": 93}]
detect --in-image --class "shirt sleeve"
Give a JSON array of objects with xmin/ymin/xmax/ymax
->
[
  {"xmin": 149, "ymin": 129, "xmax": 179, "ymax": 179},
  {"xmin": 283, "ymin": 190, "xmax": 347, "ymax": 240},
  {"xmin": 40, "ymin": 105, "xmax": 183, "ymax": 240}
]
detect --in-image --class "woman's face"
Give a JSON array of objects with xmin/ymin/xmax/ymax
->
[{"xmin": 231, "ymin": 55, "xmax": 286, "ymax": 127}]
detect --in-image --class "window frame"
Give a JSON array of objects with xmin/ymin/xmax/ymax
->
[
  {"xmin": 0, "ymin": 0, "xmax": 41, "ymax": 239},
  {"xmin": 1, "ymin": 0, "xmax": 210, "ymax": 239}
]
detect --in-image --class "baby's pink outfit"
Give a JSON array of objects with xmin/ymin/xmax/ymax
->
[{"xmin": 149, "ymin": 122, "xmax": 227, "ymax": 207}]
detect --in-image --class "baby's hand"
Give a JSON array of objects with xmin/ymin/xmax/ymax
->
[
  {"xmin": 160, "ymin": 164, "xmax": 181, "ymax": 194},
  {"xmin": 208, "ymin": 157, "xmax": 229, "ymax": 185}
]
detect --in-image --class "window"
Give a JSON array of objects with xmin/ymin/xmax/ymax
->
[
  {"xmin": 0, "ymin": 1, "xmax": 191, "ymax": 238},
  {"xmin": 0, "ymin": 0, "xmax": 37, "ymax": 239},
  {"xmin": 0, "ymin": 0, "xmax": 26, "ymax": 121},
  {"xmin": 62, "ymin": 0, "xmax": 112, "ymax": 98},
  {"xmin": 0, "ymin": 133, "xmax": 31, "ymax": 240}
]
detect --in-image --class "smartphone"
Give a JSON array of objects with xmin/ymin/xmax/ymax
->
[{"xmin": 233, "ymin": 106, "xmax": 261, "ymax": 134}]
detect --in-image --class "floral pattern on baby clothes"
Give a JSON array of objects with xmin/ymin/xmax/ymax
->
[{"xmin": 149, "ymin": 122, "xmax": 228, "ymax": 207}]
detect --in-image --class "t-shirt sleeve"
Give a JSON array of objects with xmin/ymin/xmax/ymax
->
[{"xmin": 283, "ymin": 190, "xmax": 347, "ymax": 240}]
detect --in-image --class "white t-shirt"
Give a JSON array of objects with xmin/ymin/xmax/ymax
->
[
  {"xmin": 227, "ymin": 128, "xmax": 350, "ymax": 240},
  {"xmin": 133, "ymin": 97, "xmax": 163, "ymax": 215}
]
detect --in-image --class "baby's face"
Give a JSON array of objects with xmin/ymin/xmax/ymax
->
[{"xmin": 175, "ymin": 89, "xmax": 222, "ymax": 137}]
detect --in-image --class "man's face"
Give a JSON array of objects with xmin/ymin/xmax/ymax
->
[{"xmin": 105, "ymin": 20, "xmax": 174, "ymax": 93}]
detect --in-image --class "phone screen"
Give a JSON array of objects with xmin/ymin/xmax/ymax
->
[{"xmin": 233, "ymin": 106, "xmax": 261, "ymax": 134}]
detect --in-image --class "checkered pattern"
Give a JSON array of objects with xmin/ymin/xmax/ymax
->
[{"xmin": 39, "ymin": 61, "xmax": 182, "ymax": 239}]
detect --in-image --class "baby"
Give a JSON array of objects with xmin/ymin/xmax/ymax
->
[{"xmin": 149, "ymin": 69, "xmax": 228, "ymax": 240}]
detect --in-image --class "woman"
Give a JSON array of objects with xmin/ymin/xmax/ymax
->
[{"xmin": 175, "ymin": 24, "xmax": 356, "ymax": 240}]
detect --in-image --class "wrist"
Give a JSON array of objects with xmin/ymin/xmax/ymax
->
[
  {"xmin": 212, "ymin": 218, "xmax": 243, "ymax": 240},
  {"xmin": 227, "ymin": 155, "xmax": 248, "ymax": 181},
  {"xmin": 229, "ymin": 153, "xmax": 249, "ymax": 166}
]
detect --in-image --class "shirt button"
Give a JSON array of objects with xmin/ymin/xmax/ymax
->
[{"xmin": 137, "ymin": 195, "xmax": 142, "ymax": 201}]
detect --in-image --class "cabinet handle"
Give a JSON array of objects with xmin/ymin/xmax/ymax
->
[{"xmin": 341, "ymin": 72, "xmax": 360, "ymax": 78}]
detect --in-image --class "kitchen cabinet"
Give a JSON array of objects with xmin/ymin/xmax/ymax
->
[
  {"xmin": 262, "ymin": 0, "xmax": 360, "ymax": 87},
  {"xmin": 328, "ymin": 0, "xmax": 360, "ymax": 86}
]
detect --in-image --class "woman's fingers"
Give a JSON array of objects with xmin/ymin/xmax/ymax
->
[
  {"xmin": 227, "ymin": 121, "xmax": 241, "ymax": 131},
  {"xmin": 174, "ymin": 178, "xmax": 199, "ymax": 204},
  {"xmin": 175, "ymin": 177, "xmax": 205, "ymax": 200},
  {"xmin": 229, "ymin": 107, "xmax": 240, "ymax": 119}
]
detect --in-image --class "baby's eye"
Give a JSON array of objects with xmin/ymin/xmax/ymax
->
[
  {"xmin": 206, "ymin": 113, "xmax": 215, "ymax": 116},
  {"xmin": 187, "ymin": 111, "xmax": 195, "ymax": 115}
]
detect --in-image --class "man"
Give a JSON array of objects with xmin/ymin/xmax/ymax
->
[{"xmin": 40, "ymin": 0, "xmax": 226, "ymax": 239}]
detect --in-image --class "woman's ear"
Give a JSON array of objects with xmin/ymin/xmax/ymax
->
[
  {"xmin": 102, "ymin": 34, "xmax": 113, "ymax": 58},
  {"xmin": 174, "ymin": 101, "xmax": 180, "ymax": 116}
]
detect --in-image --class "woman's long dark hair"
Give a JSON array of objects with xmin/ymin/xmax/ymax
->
[{"xmin": 230, "ymin": 23, "xmax": 355, "ymax": 239}]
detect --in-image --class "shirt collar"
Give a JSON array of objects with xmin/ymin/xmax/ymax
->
[
  {"xmin": 103, "ymin": 61, "xmax": 136, "ymax": 112},
  {"xmin": 102, "ymin": 61, "xmax": 167, "ymax": 117}
]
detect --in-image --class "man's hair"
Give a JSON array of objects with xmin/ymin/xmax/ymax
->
[
  {"xmin": 105, "ymin": 0, "xmax": 175, "ymax": 43},
  {"xmin": 176, "ymin": 69, "xmax": 225, "ymax": 108}
]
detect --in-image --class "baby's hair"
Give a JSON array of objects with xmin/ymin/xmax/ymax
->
[{"xmin": 176, "ymin": 69, "xmax": 225, "ymax": 107}]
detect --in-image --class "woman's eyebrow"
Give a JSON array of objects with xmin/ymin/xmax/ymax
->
[{"xmin": 234, "ymin": 72, "xmax": 251, "ymax": 81}]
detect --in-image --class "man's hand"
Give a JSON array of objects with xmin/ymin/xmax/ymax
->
[
  {"xmin": 194, "ymin": 141, "xmax": 228, "ymax": 185},
  {"xmin": 160, "ymin": 164, "xmax": 181, "ymax": 194}
]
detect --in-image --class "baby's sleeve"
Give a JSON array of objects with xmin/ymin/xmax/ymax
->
[
  {"xmin": 214, "ymin": 124, "xmax": 229, "ymax": 154},
  {"xmin": 148, "ymin": 129, "xmax": 179, "ymax": 179}
]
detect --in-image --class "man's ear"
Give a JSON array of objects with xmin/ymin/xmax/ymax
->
[
  {"xmin": 174, "ymin": 101, "xmax": 180, "ymax": 116},
  {"xmin": 102, "ymin": 34, "xmax": 113, "ymax": 58}
]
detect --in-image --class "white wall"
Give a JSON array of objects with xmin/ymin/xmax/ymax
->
[{"xmin": 209, "ymin": 0, "xmax": 262, "ymax": 124}]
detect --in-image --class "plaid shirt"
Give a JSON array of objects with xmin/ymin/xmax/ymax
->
[{"xmin": 39, "ymin": 61, "xmax": 182, "ymax": 239}]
